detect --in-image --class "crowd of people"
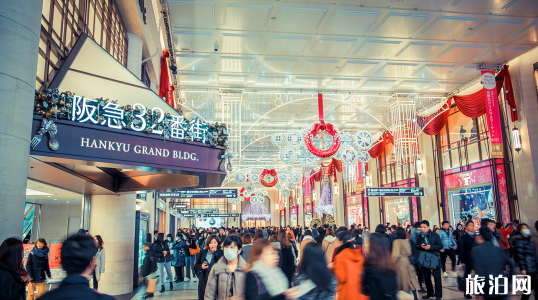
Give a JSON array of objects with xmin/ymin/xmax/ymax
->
[{"xmin": 0, "ymin": 219, "xmax": 537, "ymax": 300}]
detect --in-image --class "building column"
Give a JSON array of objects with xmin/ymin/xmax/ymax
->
[
  {"xmin": 126, "ymin": 33, "xmax": 143, "ymax": 79},
  {"xmin": 334, "ymin": 172, "xmax": 345, "ymax": 227},
  {"xmin": 368, "ymin": 158, "xmax": 381, "ymax": 227},
  {"xmin": 89, "ymin": 194, "xmax": 136, "ymax": 295},
  {"xmin": 418, "ymin": 133, "xmax": 441, "ymax": 227},
  {"xmin": 0, "ymin": 0, "xmax": 43, "ymax": 242}
]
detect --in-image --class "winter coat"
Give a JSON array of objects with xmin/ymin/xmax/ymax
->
[
  {"xmin": 314, "ymin": 232, "xmax": 325, "ymax": 245},
  {"xmin": 472, "ymin": 240, "xmax": 514, "ymax": 298},
  {"xmin": 438, "ymin": 229, "xmax": 457, "ymax": 249},
  {"xmin": 38, "ymin": 275, "xmax": 115, "ymax": 300},
  {"xmin": 532, "ymin": 232, "xmax": 538, "ymax": 258},
  {"xmin": 453, "ymin": 229, "xmax": 462, "ymax": 243},
  {"xmin": 333, "ymin": 247, "xmax": 368, "ymax": 300},
  {"xmin": 415, "ymin": 230, "xmax": 443, "ymax": 257},
  {"xmin": 95, "ymin": 248, "xmax": 105, "ymax": 281},
  {"xmin": 514, "ymin": 235, "xmax": 538, "ymax": 274},
  {"xmin": 498, "ymin": 226, "xmax": 514, "ymax": 249},
  {"xmin": 152, "ymin": 240, "xmax": 171, "ymax": 263},
  {"xmin": 280, "ymin": 246, "xmax": 295, "ymax": 284},
  {"xmin": 361, "ymin": 265, "xmax": 398, "ymax": 300},
  {"xmin": 299, "ymin": 236, "xmax": 315, "ymax": 264},
  {"xmin": 392, "ymin": 239, "xmax": 420, "ymax": 291},
  {"xmin": 321, "ymin": 236, "xmax": 339, "ymax": 264},
  {"xmin": 459, "ymin": 232, "xmax": 475, "ymax": 268},
  {"xmin": 0, "ymin": 261, "xmax": 25, "ymax": 300},
  {"xmin": 242, "ymin": 243, "xmax": 253, "ymax": 263},
  {"xmin": 289, "ymin": 239, "xmax": 298, "ymax": 258},
  {"xmin": 140, "ymin": 248, "xmax": 157, "ymax": 278},
  {"xmin": 171, "ymin": 239, "xmax": 188, "ymax": 267},
  {"xmin": 204, "ymin": 256, "xmax": 247, "ymax": 300},
  {"xmin": 244, "ymin": 271, "xmax": 286, "ymax": 300},
  {"xmin": 292, "ymin": 273, "xmax": 336, "ymax": 300},
  {"xmin": 409, "ymin": 229, "xmax": 422, "ymax": 263},
  {"xmin": 312, "ymin": 227, "xmax": 318, "ymax": 237},
  {"xmin": 194, "ymin": 249, "xmax": 224, "ymax": 300},
  {"xmin": 25, "ymin": 246, "xmax": 51, "ymax": 283}
]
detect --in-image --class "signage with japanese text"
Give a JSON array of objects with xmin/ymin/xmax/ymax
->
[
  {"xmin": 183, "ymin": 213, "xmax": 239, "ymax": 218},
  {"xmin": 180, "ymin": 209, "xmax": 219, "ymax": 214},
  {"xmin": 365, "ymin": 187, "xmax": 424, "ymax": 197},
  {"xmin": 481, "ymin": 70, "xmax": 504, "ymax": 158},
  {"xmin": 158, "ymin": 189, "xmax": 237, "ymax": 199}
]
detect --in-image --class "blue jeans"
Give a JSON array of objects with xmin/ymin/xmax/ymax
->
[
  {"xmin": 157, "ymin": 261, "xmax": 173, "ymax": 285},
  {"xmin": 185, "ymin": 255, "xmax": 196, "ymax": 279}
]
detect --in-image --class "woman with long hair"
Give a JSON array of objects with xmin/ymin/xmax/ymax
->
[
  {"xmin": 333, "ymin": 229, "xmax": 367, "ymax": 300},
  {"xmin": 185, "ymin": 232, "xmax": 198, "ymax": 282},
  {"xmin": 253, "ymin": 229, "xmax": 265, "ymax": 241},
  {"xmin": 92, "ymin": 235, "xmax": 105, "ymax": 291},
  {"xmin": 285, "ymin": 232, "xmax": 298, "ymax": 259},
  {"xmin": 0, "ymin": 237, "xmax": 26, "ymax": 300},
  {"xmin": 278, "ymin": 233, "xmax": 296, "ymax": 286},
  {"xmin": 244, "ymin": 239, "xmax": 292, "ymax": 300},
  {"xmin": 362, "ymin": 232, "xmax": 398, "ymax": 300},
  {"xmin": 392, "ymin": 227, "xmax": 420, "ymax": 300},
  {"xmin": 293, "ymin": 242, "xmax": 336, "ymax": 300},
  {"xmin": 241, "ymin": 233, "xmax": 253, "ymax": 262},
  {"xmin": 153, "ymin": 233, "xmax": 173, "ymax": 293},
  {"xmin": 26, "ymin": 238, "xmax": 51, "ymax": 299},
  {"xmin": 194, "ymin": 235, "xmax": 223, "ymax": 300}
]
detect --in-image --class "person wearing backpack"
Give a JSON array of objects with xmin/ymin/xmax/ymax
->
[
  {"xmin": 361, "ymin": 232, "xmax": 398, "ymax": 300},
  {"xmin": 415, "ymin": 220, "xmax": 443, "ymax": 300}
]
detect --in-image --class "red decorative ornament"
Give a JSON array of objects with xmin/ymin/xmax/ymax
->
[
  {"xmin": 305, "ymin": 93, "xmax": 341, "ymax": 158},
  {"xmin": 240, "ymin": 187, "xmax": 251, "ymax": 201},
  {"xmin": 259, "ymin": 169, "xmax": 278, "ymax": 187}
]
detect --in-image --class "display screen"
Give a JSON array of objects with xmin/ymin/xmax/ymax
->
[
  {"xmin": 347, "ymin": 205, "xmax": 363, "ymax": 227},
  {"xmin": 448, "ymin": 184, "xmax": 494, "ymax": 226},
  {"xmin": 195, "ymin": 217, "xmax": 222, "ymax": 228}
]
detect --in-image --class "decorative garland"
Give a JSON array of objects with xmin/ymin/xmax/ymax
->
[
  {"xmin": 259, "ymin": 169, "xmax": 278, "ymax": 187},
  {"xmin": 304, "ymin": 94, "xmax": 341, "ymax": 157}
]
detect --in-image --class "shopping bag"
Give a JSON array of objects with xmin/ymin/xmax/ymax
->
[
  {"xmin": 147, "ymin": 278, "xmax": 157, "ymax": 293},
  {"xmin": 418, "ymin": 251, "xmax": 440, "ymax": 270}
]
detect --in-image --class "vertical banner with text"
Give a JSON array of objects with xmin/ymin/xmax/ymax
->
[
  {"xmin": 481, "ymin": 70, "xmax": 504, "ymax": 158},
  {"xmin": 355, "ymin": 161, "xmax": 364, "ymax": 192}
]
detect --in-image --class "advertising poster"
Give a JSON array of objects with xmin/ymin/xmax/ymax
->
[
  {"xmin": 195, "ymin": 217, "xmax": 222, "ymax": 228},
  {"xmin": 48, "ymin": 243, "xmax": 67, "ymax": 283},
  {"xmin": 481, "ymin": 70, "xmax": 504, "ymax": 158}
]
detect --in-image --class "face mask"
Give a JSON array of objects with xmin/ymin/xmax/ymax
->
[
  {"xmin": 224, "ymin": 248, "xmax": 239, "ymax": 261},
  {"xmin": 167, "ymin": 237, "xmax": 172, "ymax": 241},
  {"xmin": 522, "ymin": 229, "xmax": 531, "ymax": 237}
]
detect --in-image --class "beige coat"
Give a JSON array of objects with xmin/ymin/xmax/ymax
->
[
  {"xmin": 299, "ymin": 236, "xmax": 315, "ymax": 264},
  {"xmin": 392, "ymin": 239, "xmax": 420, "ymax": 292},
  {"xmin": 321, "ymin": 235, "xmax": 339, "ymax": 264},
  {"xmin": 204, "ymin": 255, "xmax": 247, "ymax": 300}
]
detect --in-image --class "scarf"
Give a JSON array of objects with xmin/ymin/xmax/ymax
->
[
  {"xmin": 32, "ymin": 247, "xmax": 49, "ymax": 258},
  {"xmin": 251, "ymin": 261, "xmax": 288, "ymax": 296},
  {"xmin": 420, "ymin": 231, "xmax": 431, "ymax": 246}
]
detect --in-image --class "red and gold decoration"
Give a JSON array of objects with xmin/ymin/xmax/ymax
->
[
  {"xmin": 259, "ymin": 169, "xmax": 278, "ymax": 187},
  {"xmin": 304, "ymin": 94, "xmax": 341, "ymax": 157}
]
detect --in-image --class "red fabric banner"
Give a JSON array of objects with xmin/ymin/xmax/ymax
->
[
  {"xmin": 482, "ymin": 70, "xmax": 504, "ymax": 158},
  {"xmin": 318, "ymin": 93, "xmax": 324, "ymax": 124},
  {"xmin": 159, "ymin": 51, "xmax": 174, "ymax": 108},
  {"xmin": 419, "ymin": 98, "xmax": 452, "ymax": 136}
]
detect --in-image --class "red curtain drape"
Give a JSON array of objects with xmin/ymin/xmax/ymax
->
[
  {"xmin": 497, "ymin": 65, "xmax": 518, "ymax": 121},
  {"xmin": 368, "ymin": 134, "xmax": 387, "ymax": 159},
  {"xmin": 420, "ymin": 98, "xmax": 452, "ymax": 136},
  {"xmin": 159, "ymin": 50, "xmax": 174, "ymax": 108}
]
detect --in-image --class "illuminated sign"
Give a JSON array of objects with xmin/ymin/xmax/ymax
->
[
  {"xmin": 180, "ymin": 209, "xmax": 219, "ymax": 214},
  {"xmin": 157, "ymin": 189, "xmax": 237, "ymax": 199},
  {"xmin": 365, "ymin": 187, "xmax": 424, "ymax": 197},
  {"xmin": 183, "ymin": 213, "xmax": 240, "ymax": 218}
]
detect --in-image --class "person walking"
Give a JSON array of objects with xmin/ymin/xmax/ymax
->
[
  {"xmin": 140, "ymin": 242, "xmax": 158, "ymax": 299},
  {"xmin": 241, "ymin": 233, "xmax": 253, "ymax": 262},
  {"xmin": 194, "ymin": 235, "xmax": 223, "ymax": 300},
  {"xmin": 278, "ymin": 234, "xmax": 296, "ymax": 286},
  {"xmin": 438, "ymin": 221, "xmax": 457, "ymax": 277},
  {"xmin": 415, "ymin": 220, "xmax": 443, "ymax": 300},
  {"xmin": 299, "ymin": 229, "xmax": 315, "ymax": 265},
  {"xmin": 312, "ymin": 224, "xmax": 319, "ymax": 238},
  {"xmin": 153, "ymin": 233, "xmax": 173, "ymax": 293},
  {"xmin": 92, "ymin": 235, "xmax": 105, "ymax": 291},
  {"xmin": 204, "ymin": 235, "xmax": 247, "ymax": 300},
  {"xmin": 410, "ymin": 222, "xmax": 426, "ymax": 293},
  {"xmin": 244, "ymin": 239, "xmax": 292, "ymax": 300},
  {"xmin": 293, "ymin": 242, "xmax": 336, "ymax": 300},
  {"xmin": 171, "ymin": 232, "xmax": 188, "ymax": 283},
  {"xmin": 333, "ymin": 229, "xmax": 368, "ymax": 300},
  {"xmin": 362, "ymin": 232, "xmax": 399, "ymax": 300},
  {"xmin": 38, "ymin": 234, "xmax": 115, "ymax": 300},
  {"xmin": 459, "ymin": 221, "xmax": 475, "ymax": 299},
  {"xmin": 0, "ymin": 238, "xmax": 26, "ymax": 300},
  {"xmin": 321, "ymin": 229, "xmax": 338, "ymax": 265},
  {"xmin": 185, "ymin": 232, "xmax": 199, "ymax": 282},
  {"xmin": 513, "ymin": 223, "xmax": 538, "ymax": 300},
  {"xmin": 314, "ymin": 226, "xmax": 326, "ymax": 245},
  {"xmin": 26, "ymin": 238, "xmax": 52, "ymax": 299},
  {"xmin": 393, "ymin": 228, "xmax": 420, "ymax": 300}
]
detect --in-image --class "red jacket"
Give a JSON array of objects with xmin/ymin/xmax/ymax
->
[{"xmin": 498, "ymin": 226, "xmax": 514, "ymax": 249}]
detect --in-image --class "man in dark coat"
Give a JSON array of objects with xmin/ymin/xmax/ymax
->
[
  {"xmin": 472, "ymin": 227, "xmax": 514, "ymax": 298},
  {"xmin": 409, "ymin": 222, "xmax": 426, "ymax": 292},
  {"xmin": 459, "ymin": 221, "xmax": 476, "ymax": 299},
  {"xmin": 415, "ymin": 220, "xmax": 444, "ymax": 300},
  {"xmin": 39, "ymin": 234, "xmax": 115, "ymax": 300},
  {"xmin": 314, "ymin": 226, "xmax": 326, "ymax": 245}
]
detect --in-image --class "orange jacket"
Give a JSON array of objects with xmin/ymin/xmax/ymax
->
[
  {"xmin": 498, "ymin": 226, "xmax": 514, "ymax": 249},
  {"xmin": 334, "ymin": 247, "xmax": 369, "ymax": 300}
]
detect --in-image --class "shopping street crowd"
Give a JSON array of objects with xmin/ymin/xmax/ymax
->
[{"xmin": 1, "ymin": 219, "xmax": 538, "ymax": 300}]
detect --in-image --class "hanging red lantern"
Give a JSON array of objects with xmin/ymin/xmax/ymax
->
[{"xmin": 259, "ymin": 169, "xmax": 278, "ymax": 187}]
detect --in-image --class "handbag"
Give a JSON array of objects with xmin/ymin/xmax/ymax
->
[
  {"xmin": 165, "ymin": 253, "xmax": 175, "ymax": 262},
  {"xmin": 417, "ymin": 251, "xmax": 440, "ymax": 269},
  {"xmin": 189, "ymin": 244, "xmax": 200, "ymax": 256}
]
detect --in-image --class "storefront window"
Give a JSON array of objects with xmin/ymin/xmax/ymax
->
[
  {"xmin": 447, "ymin": 185, "xmax": 495, "ymax": 226},
  {"xmin": 384, "ymin": 198, "xmax": 410, "ymax": 226},
  {"xmin": 304, "ymin": 201, "xmax": 313, "ymax": 227},
  {"xmin": 346, "ymin": 195, "xmax": 363, "ymax": 227}
]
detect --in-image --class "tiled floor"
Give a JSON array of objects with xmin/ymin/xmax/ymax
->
[{"xmin": 126, "ymin": 266, "xmax": 532, "ymax": 300}]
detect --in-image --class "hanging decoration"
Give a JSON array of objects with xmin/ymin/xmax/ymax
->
[
  {"xmin": 315, "ymin": 183, "xmax": 334, "ymax": 215},
  {"xmin": 31, "ymin": 118, "xmax": 59, "ymax": 150},
  {"xmin": 259, "ymin": 169, "xmax": 279, "ymax": 187},
  {"xmin": 340, "ymin": 146, "xmax": 359, "ymax": 166},
  {"xmin": 354, "ymin": 130, "xmax": 374, "ymax": 150},
  {"xmin": 159, "ymin": 50, "xmax": 175, "ymax": 109},
  {"xmin": 285, "ymin": 130, "xmax": 303, "ymax": 148},
  {"xmin": 296, "ymin": 145, "xmax": 317, "ymax": 166},
  {"xmin": 234, "ymin": 172, "xmax": 247, "ymax": 185},
  {"xmin": 280, "ymin": 147, "xmax": 297, "ymax": 164},
  {"xmin": 304, "ymin": 94, "xmax": 341, "ymax": 157}
]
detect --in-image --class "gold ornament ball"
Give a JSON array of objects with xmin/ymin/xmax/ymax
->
[
  {"xmin": 147, "ymin": 128, "xmax": 153, "ymax": 134},
  {"xmin": 39, "ymin": 92, "xmax": 47, "ymax": 100},
  {"xmin": 59, "ymin": 100, "xmax": 64, "ymax": 105},
  {"xmin": 99, "ymin": 116, "xmax": 105, "ymax": 122},
  {"xmin": 66, "ymin": 103, "xmax": 71, "ymax": 108},
  {"xmin": 147, "ymin": 109, "xmax": 152, "ymax": 115},
  {"xmin": 166, "ymin": 113, "xmax": 171, "ymax": 118},
  {"xmin": 185, "ymin": 136, "xmax": 191, "ymax": 142},
  {"xmin": 217, "ymin": 137, "xmax": 223, "ymax": 143},
  {"xmin": 66, "ymin": 91, "xmax": 72, "ymax": 96},
  {"xmin": 158, "ymin": 126, "xmax": 163, "ymax": 131},
  {"xmin": 44, "ymin": 112, "xmax": 51, "ymax": 119}
]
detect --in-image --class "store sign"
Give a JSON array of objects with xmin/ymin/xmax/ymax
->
[
  {"xmin": 30, "ymin": 117, "xmax": 224, "ymax": 172},
  {"xmin": 180, "ymin": 209, "xmax": 219, "ymax": 214},
  {"xmin": 355, "ymin": 161, "xmax": 364, "ymax": 192},
  {"xmin": 481, "ymin": 70, "xmax": 504, "ymax": 158},
  {"xmin": 183, "ymin": 213, "xmax": 239, "ymax": 218},
  {"xmin": 157, "ymin": 189, "xmax": 237, "ymax": 199},
  {"xmin": 365, "ymin": 187, "xmax": 424, "ymax": 197},
  {"xmin": 171, "ymin": 204, "xmax": 188, "ymax": 209}
]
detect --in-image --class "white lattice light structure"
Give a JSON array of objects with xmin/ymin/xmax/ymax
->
[{"xmin": 390, "ymin": 94, "xmax": 419, "ymax": 165}]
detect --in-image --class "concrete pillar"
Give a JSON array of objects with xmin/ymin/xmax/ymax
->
[
  {"xmin": 126, "ymin": 33, "xmax": 143, "ymax": 79},
  {"xmin": 0, "ymin": 0, "xmax": 42, "ymax": 242},
  {"xmin": 333, "ymin": 172, "xmax": 345, "ymax": 227},
  {"xmin": 298, "ymin": 188, "xmax": 304, "ymax": 227},
  {"xmin": 368, "ymin": 159, "xmax": 381, "ymax": 227},
  {"xmin": 418, "ymin": 133, "xmax": 440, "ymax": 227},
  {"xmin": 89, "ymin": 194, "xmax": 136, "ymax": 295}
]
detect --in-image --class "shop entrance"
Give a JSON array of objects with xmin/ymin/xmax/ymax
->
[{"xmin": 384, "ymin": 198, "xmax": 411, "ymax": 226}]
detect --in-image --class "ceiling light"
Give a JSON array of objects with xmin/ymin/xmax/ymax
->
[
  {"xmin": 47, "ymin": 196, "xmax": 51, "ymax": 198},
  {"xmin": 26, "ymin": 189, "xmax": 53, "ymax": 196},
  {"xmin": 54, "ymin": 199, "xmax": 57, "ymax": 200}
]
